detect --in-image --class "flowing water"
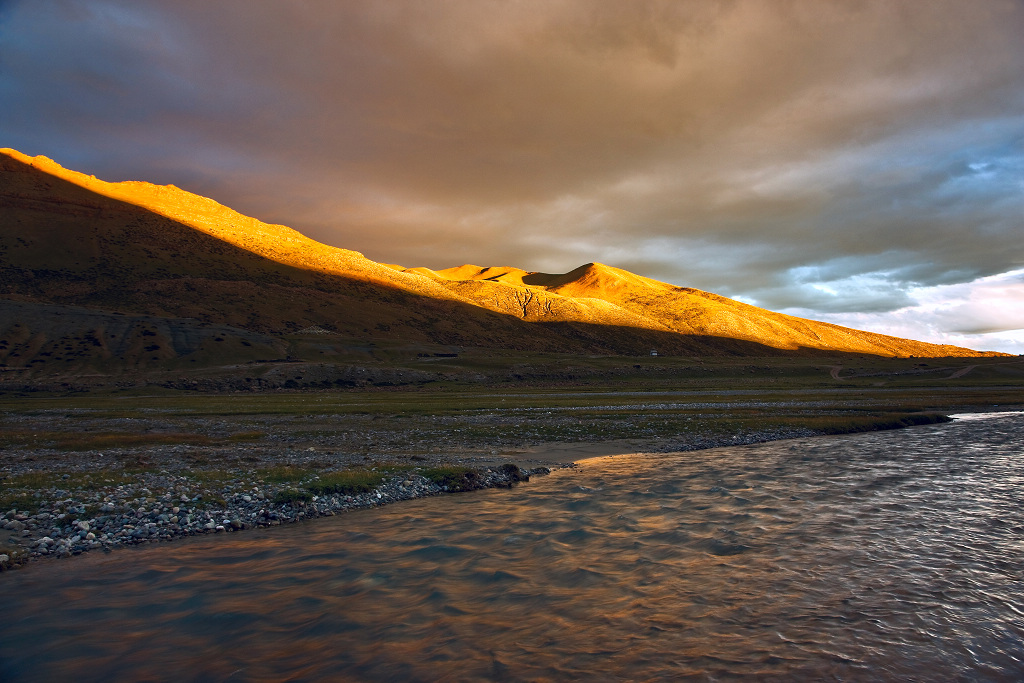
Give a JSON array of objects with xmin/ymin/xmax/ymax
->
[{"xmin": 2, "ymin": 412, "xmax": 1023, "ymax": 681}]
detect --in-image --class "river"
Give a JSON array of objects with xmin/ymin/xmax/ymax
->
[{"xmin": 2, "ymin": 412, "xmax": 1022, "ymax": 681}]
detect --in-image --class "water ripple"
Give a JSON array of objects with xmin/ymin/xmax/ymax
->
[{"xmin": 1, "ymin": 412, "xmax": 1023, "ymax": 681}]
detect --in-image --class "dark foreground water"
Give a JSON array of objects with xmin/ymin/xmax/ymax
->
[{"xmin": 2, "ymin": 412, "xmax": 1023, "ymax": 682}]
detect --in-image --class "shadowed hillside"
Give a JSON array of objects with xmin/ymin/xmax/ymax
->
[{"xmin": 0, "ymin": 147, "xmax": 1002, "ymax": 383}]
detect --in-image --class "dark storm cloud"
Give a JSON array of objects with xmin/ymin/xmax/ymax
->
[{"xmin": 2, "ymin": 0, "xmax": 1023, "ymax": 349}]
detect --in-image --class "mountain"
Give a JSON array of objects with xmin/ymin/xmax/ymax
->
[{"xmin": 0, "ymin": 147, "xmax": 1001, "ymax": 378}]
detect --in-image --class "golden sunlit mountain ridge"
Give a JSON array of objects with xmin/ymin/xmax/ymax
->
[{"xmin": 0, "ymin": 147, "xmax": 1003, "ymax": 385}]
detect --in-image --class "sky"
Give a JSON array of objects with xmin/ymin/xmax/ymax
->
[{"xmin": 2, "ymin": 0, "xmax": 1023, "ymax": 353}]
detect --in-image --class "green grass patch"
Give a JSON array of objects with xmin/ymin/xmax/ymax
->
[
  {"xmin": 2, "ymin": 471, "xmax": 63, "ymax": 490},
  {"xmin": 799, "ymin": 412, "xmax": 952, "ymax": 434},
  {"xmin": 255, "ymin": 465, "xmax": 314, "ymax": 484},
  {"xmin": 0, "ymin": 468, "xmax": 149, "ymax": 494},
  {"xmin": 272, "ymin": 488, "xmax": 313, "ymax": 505},
  {"xmin": 0, "ymin": 353, "xmax": 1020, "ymax": 421},
  {"xmin": 304, "ymin": 468, "xmax": 388, "ymax": 496},
  {"xmin": 0, "ymin": 430, "xmax": 215, "ymax": 451},
  {"xmin": 301, "ymin": 464, "xmax": 415, "ymax": 496},
  {"xmin": 0, "ymin": 492, "xmax": 35, "ymax": 513},
  {"xmin": 670, "ymin": 412, "xmax": 953, "ymax": 438},
  {"xmin": 420, "ymin": 465, "xmax": 481, "ymax": 492}
]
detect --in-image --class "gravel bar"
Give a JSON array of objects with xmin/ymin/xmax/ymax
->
[
  {"xmin": 0, "ymin": 422, "xmax": 838, "ymax": 571},
  {"xmin": 1, "ymin": 463, "xmax": 555, "ymax": 570}
]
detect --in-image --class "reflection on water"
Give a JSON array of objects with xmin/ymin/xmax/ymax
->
[{"xmin": 2, "ymin": 412, "xmax": 1023, "ymax": 681}]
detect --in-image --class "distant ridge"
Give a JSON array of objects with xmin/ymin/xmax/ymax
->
[{"xmin": 0, "ymin": 147, "xmax": 1004, "ymax": 365}]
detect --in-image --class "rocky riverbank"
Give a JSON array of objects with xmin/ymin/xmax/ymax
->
[
  {"xmin": 0, "ymin": 393, "xmax": 959, "ymax": 572},
  {"xmin": 0, "ymin": 424, "xmax": 861, "ymax": 571},
  {"xmin": 1, "ymin": 462, "xmax": 553, "ymax": 570}
]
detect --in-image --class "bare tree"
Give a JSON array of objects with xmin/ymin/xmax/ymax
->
[{"xmin": 512, "ymin": 289, "xmax": 534, "ymax": 317}]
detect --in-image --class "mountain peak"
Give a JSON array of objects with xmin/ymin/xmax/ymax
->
[{"xmin": 0, "ymin": 148, "xmax": 1003, "ymax": 359}]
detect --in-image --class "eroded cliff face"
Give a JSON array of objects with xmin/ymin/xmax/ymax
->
[{"xmin": 0, "ymin": 148, "xmax": 1004, "ymax": 364}]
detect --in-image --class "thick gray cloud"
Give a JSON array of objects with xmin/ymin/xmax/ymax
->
[{"xmin": 2, "ymin": 0, "xmax": 1023, "ymax": 350}]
